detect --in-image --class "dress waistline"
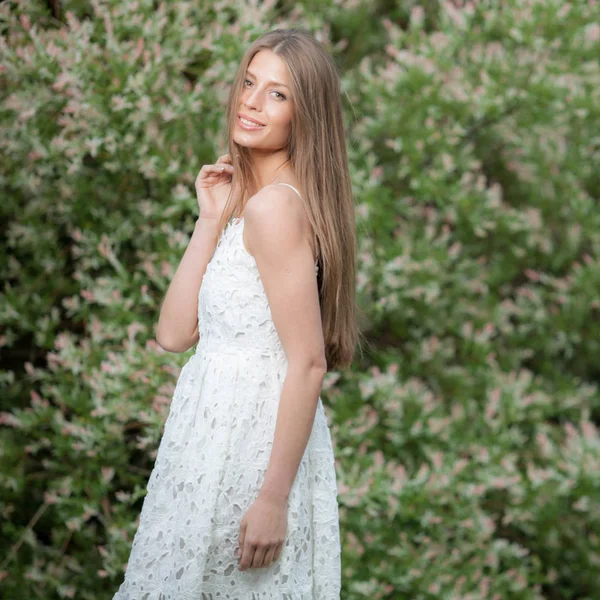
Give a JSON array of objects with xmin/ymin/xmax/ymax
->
[{"xmin": 193, "ymin": 345, "xmax": 286, "ymax": 360}]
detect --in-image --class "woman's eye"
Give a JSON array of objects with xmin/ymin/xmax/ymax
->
[{"xmin": 243, "ymin": 80, "xmax": 285, "ymax": 100}]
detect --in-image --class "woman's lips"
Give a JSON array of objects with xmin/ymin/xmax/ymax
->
[{"xmin": 238, "ymin": 115, "xmax": 266, "ymax": 130}]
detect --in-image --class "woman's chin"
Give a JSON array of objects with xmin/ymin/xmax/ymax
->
[
  {"xmin": 232, "ymin": 133, "xmax": 286, "ymax": 155},
  {"xmin": 232, "ymin": 136, "xmax": 269, "ymax": 151},
  {"xmin": 232, "ymin": 131, "xmax": 258, "ymax": 147}
]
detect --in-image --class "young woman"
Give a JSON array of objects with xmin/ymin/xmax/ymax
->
[{"xmin": 114, "ymin": 28, "xmax": 360, "ymax": 599}]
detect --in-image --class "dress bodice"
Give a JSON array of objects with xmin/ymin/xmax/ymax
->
[
  {"xmin": 195, "ymin": 184, "xmax": 318, "ymax": 357},
  {"xmin": 195, "ymin": 217, "xmax": 282, "ymax": 355}
]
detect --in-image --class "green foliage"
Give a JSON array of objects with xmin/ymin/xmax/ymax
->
[{"xmin": 1, "ymin": 0, "xmax": 599, "ymax": 598}]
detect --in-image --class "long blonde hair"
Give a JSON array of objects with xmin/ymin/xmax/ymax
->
[{"xmin": 218, "ymin": 28, "xmax": 364, "ymax": 371}]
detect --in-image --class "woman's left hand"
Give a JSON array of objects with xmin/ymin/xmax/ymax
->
[{"xmin": 236, "ymin": 493, "xmax": 287, "ymax": 570}]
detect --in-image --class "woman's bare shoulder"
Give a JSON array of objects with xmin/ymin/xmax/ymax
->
[{"xmin": 246, "ymin": 183, "xmax": 304, "ymax": 220}]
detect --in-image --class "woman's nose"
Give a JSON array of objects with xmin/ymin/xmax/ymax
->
[{"xmin": 243, "ymin": 88, "xmax": 262, "ymax": 110}]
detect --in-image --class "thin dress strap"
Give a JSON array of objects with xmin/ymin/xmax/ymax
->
[{"xmin": 275, "ymin": 183, "xmax": 319, "ymax": 271}]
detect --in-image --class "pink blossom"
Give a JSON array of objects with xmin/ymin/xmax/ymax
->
[
  {"xmin": 581, "ymin": 420, "xmax": 598, "ymax": 441},
  {"xmin": 19, "ymin": 14, "xmax": 32, "ymax": 31},
  {"xmin": 101, "ymin": 466, "xmax": 115, "ymax": 483},
  {"xmin": 0, "ymin": 412, "xmax": 22, "ymax": 427}
]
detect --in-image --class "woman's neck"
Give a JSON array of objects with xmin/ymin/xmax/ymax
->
[{"xmin": 248, "ymin": 149, "xmax": 292, "ymax": 190}]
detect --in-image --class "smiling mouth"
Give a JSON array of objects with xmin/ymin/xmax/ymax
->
[{"xmin": 238, "ymin": 115, "xmax": 266, "ymax": 129}]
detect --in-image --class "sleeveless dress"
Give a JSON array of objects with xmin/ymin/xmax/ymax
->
[{"xmin": 113, "ymin": 183, "xmax": 341, "ymax": 600}]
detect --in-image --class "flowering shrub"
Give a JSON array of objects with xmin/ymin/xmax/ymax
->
[{"xmin": 1, "ymin": 0, "xmax": 599, "ymax": 599}]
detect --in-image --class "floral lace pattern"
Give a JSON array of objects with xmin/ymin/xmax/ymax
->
[{"xmin": 113, "ymin": 217, "xmax": 341, "ymax": 599}]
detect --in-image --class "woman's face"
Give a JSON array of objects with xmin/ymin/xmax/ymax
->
[{"xmin": 233, "ymin": 49, "xmax": 293, "ymax": 153}]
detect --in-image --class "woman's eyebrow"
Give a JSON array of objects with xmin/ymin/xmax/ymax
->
[{"xmin": 246, "ymin": 70, "xmax": 290, "ymax": 89}]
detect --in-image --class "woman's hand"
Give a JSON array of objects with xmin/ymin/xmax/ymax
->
[
  {"xmin": 236, "ymin": 493, "xmax": 287, "ymax": 571},
  {"xmin": 194, "ymin": 153, "xmax": 235, "ymax": 219}
]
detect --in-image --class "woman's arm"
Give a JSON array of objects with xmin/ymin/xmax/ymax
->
[
  {"xmin": 156, "ymin": 216, "xmax": 221, "ymax": 353},
  {"xmin": 243, "ymin": 185, "xmax": 327, "ymax": 503}
]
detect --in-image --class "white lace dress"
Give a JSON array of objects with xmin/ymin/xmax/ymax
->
[{"xmin": 113, "ymin": 187, "xmax": 341, "ymax": 600}]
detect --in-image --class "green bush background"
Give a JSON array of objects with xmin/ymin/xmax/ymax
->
[{"xmin": 1, "ymin": 0, "xmax": 599, "ymax": 598}]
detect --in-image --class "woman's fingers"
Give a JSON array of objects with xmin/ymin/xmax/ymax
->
[
  {"xmin": 260, "ymin": 544, "xmax": 277, "ymax": 568},
  {"xmin": 197, "ymin": 153, "xmax": 233, "ymax": 182},
  {"xmin": 197, "ymin": 163, "xmax": 233, "ymax": 180},
  {"xmin": 216, "ymin": 153, "xmax": 232, "ymax": 165},
  {"xmin": 250, "ymin": 545, "xmax": 267, "ymax": 569}
]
